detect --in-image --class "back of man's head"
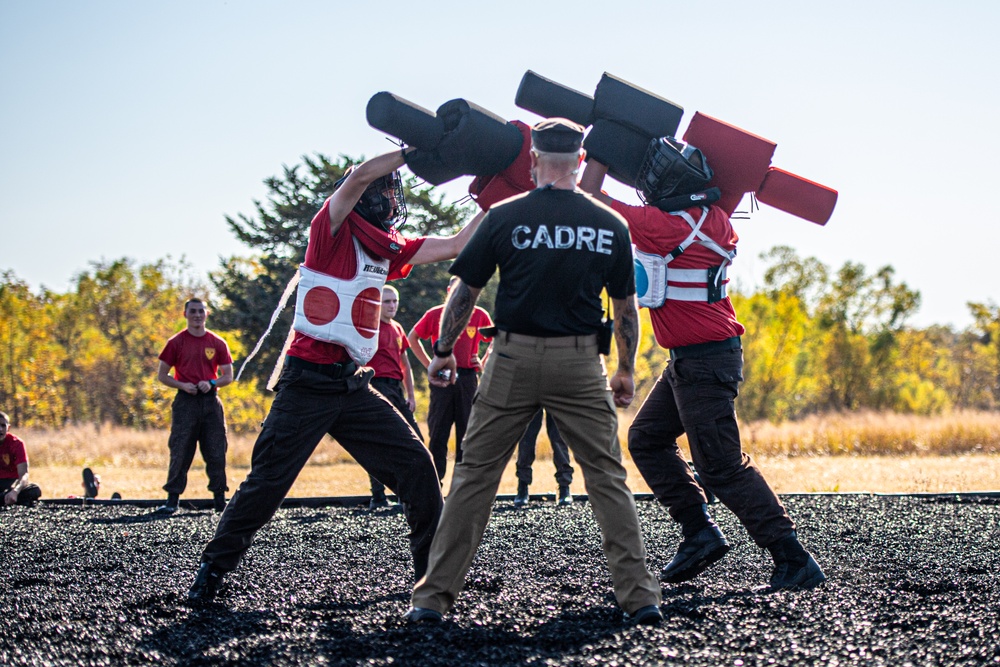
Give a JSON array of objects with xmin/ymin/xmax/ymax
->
[{"xmin": 531, "ymin": 118, "xmax": 584, "ymax": 156}]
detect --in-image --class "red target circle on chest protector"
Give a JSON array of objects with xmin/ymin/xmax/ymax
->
[
  {"xmin": 302, "ymin": 286, "xmax": 340, "ymax": 325},
  {"xmin": 352, "ymin": 287, "xmax": 382, "ymax": 339}
]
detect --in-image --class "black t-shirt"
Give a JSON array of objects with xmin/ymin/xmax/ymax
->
[{"xmin": 450, "ymin": 187, "xmax": 635, "ymax": 336}]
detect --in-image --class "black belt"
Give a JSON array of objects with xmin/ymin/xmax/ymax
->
[
  {"xmin": 372, "ymin": 377, "xmax": 402, "ymax": 386},
  {"xmin": 498, "ymin": 331, "xmax": 598, "ymax": 348},
  {"xmin": 286, "ymin": 356, "xmax": 358, "ymax": 379},
  {"xmin": 456, "ymin": 367, "xmax": 479, "ymax": 377},
  {"xmin": 670, "ymin": 336, "xmax": 741, "ymax": 360},
  {"xmin": 178, "ymin": 388, "xmax": 217, "ymax": 398}
]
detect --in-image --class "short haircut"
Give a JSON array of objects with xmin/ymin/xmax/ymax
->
[
  {"xmin": 184, "ymin": 298, "xmax": 206, "ymax": 312},
  {"xmin": 0, "ymin": 411, "xmax": 10, "ymax": 424},
  {"xmin": 382, "ymin": 285, "xmax": 399, "ymax": 298}
]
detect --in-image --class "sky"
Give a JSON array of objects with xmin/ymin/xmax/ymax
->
[{"xmin": 2, "ymin": 0, "xmax": 998, "ymax": 330}]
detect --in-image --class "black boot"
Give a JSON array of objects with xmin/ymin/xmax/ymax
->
[
  {"xmin": 514, "ymin": 481, "xmax": 529, "ymax": 507},
  {"xmin": 557, "ymin": 485, "xmax": 573, "ymax": 506},
  {"xmin": 369, "ymin": 490, "xmax": 389, "ymax": 511},
  {"xmin": 766, "ymin": 532, "xmax": 826, "ymax": 591},
  {"xmin": 188, "ymin": 562, "xmax": 226, "ymax": 602},
  {"xmin": 82, "ymin": 468, "xmax": 99, "ymax": 498},
  {"xmin": 661, "ymin": 504, "xmax": 730, "ymax": 583},
  {"xmin": 213, "ymin": 491, "xmax": 227, "ymax": 513},
  {"xmin": 156, "ymin": 493, "xmax": 179, "ymax": 514}
]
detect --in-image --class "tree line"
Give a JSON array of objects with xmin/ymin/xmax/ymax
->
[{"xmin": 3, "ymin": 154, "xmax": 998, "ymax": 431}]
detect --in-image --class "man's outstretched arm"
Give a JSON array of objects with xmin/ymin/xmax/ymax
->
[{"xmin": 409, "ymin": 211, "xmax": 486, "ymax": 266}]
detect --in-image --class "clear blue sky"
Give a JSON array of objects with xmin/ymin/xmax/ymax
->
[{"xmin": 2, "ymin": 0, "xmax": 998, "ymax": 329}]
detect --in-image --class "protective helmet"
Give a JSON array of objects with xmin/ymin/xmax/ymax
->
[
  {"xmin": 335, "ymin": 167, "xmax": 408, "ymax": 232},
  {"xmin": 636, "ymin": 136, "xmax": 713, "ymax": 205}
]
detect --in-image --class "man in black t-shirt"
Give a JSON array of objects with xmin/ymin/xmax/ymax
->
[{"xmin": 406, "ymin": 118, "xmax": 662, "ymax": 627}]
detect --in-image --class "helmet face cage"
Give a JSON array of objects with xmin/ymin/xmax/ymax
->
[
  {"xmin": 353, "ymin": 170, "xmax": 408, "ymax": 232},
  {"xmin": 636, "ymin": 137, "xmax": 714, "ymax": 205}
]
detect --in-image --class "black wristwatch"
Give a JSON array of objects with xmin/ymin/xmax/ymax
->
[{"xmin": 433, "ymin": 340, "xmax": 453, "ymax": 358}]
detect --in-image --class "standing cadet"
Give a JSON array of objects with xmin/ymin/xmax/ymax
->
[
  {"xmin": 366, "ymin": 284, "xmax": 422, "ymax": 509},
  {"xmin": 406, "ymin": 118, "xmax": 663, "ymax": 626},
  {"xmin": 156, "ymin": 298, "xmax": 233, "ymax": 514},
  {"xmin": 580, "ymin": 139, "xmax": 825, "ymax": 591},
  {"xmin": 408, "ymin": 276, "xmax": 493, "ymax": 482}
]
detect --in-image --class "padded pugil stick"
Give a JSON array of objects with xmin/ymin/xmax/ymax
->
[
  {"xmin": 366, "ymin": 92, "xmax": 444, "ymax": 149},
  {"xmin": 683, "ymin": 112, "xmax": 776, "ymax": 216},
  {"xmin": 434, "ymin": 99, "xmax": 525, "ymax": 176},
  {"xmin": 514, "ymin": 70, "xmax": 595, "ymax": 127},
  {"xmin": 583, "ymin": 119, "xmax": 655, "ymax": 186},
  {"xmin": 756, "ymin": 168, "xmax": 838, "ymax": 225},
  {"xmin": 592, "ymin": 72, "xmax": 684, "ymax": 139}
]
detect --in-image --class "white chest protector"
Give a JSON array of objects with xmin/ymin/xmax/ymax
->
[
  {"xmin": 633, "ymin": 207, "xmax": 736, "ymax": 309},
  {"xmin": 292, "ymin": 237, "xmax": 389, "ymax": 364}
]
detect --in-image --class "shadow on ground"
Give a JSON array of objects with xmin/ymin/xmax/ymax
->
[{"xmin": 2, "ymin": 495, "xmax": 998, "ymax": 666}]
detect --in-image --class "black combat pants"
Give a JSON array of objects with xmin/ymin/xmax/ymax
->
[
  {"xmin": 515, "ymin": 409, "xmax": 574, "ymax": 487},
  {"xmin": 369, "ymin": 376, "xmax": 424, "ymax": 497},
  {"xmin": 163, "ymin": 390, "xmax": 229, "ymax": 495},
  {"xmin": 426, "ymin": 369, "xmax": 478, "ymax": 482},
  {"xmin": 0, "ymin": 478, "xmax": 42, "ymax": 506},
  {"xmin": 627, "ymin": 347, "xmax": 794, "ymax": 547},
  {"xmin": 200, "ymin": 364, "xmax": 442, "ymax": 579}
]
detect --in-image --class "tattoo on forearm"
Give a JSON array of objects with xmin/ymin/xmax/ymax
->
[
  {"xmin": 614, "ymin": 299, "xmax": 638, "ymax": 372},
  {"xmin": 439, "ymin": 282, "xmax": 477, "ymax": 349}
]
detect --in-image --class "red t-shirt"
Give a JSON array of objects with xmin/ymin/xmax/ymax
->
[
  {"xmin": 368, "ymin": 318, "xmax": 410, "ymax": 380},
  {"xmin": 612, "ymin": 201, "xmax": 745, "ymax": 350},
  {"xmin": 0, "ymin": 433, "xmax": 28, "ymax": 480},
  {"xmin": 158, "ymin": 330, "xmax": 233, "ymax": 384},
  {"xmin": 412, "ymin": 305, "xmax": 494, "ymax": 369},
  {"xmin": 288, "ymin": 205, "xmax": 426, "ymax": 365}
]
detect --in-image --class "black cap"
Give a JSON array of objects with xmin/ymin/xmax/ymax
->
[{"xmin": 531, "ymin": 117, "xmax": 584, "ymax": 153}]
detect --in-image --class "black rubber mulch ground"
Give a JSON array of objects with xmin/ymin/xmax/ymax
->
[{"xmin": 2, "ymin": 494, "xmax": 998, "ymax": 666}]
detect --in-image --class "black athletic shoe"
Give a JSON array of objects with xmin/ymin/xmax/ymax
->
[
  {"xmin": 557, "ymin": 485, "xmax": 573, "ymax": 506},
  {"xmin": 513, "ymin": 481, "xmax": 529, "ymax": 508},
  {"xmin": 661, "ymin": 524, "xmax": 731, "ymax": 583},
  {"xmin": 623, "ymin": 604, "xmax": 663, "ymax": 625},
  {"xmin": 82, "ymin": 468, "xmax": 98, "ymax": 499},
  {"xmin": 188, "ymin": 562, "xmax": 226, "ymax": 602},
  {"xmin": 403, "ymin": 606, "xmax": 442, "ymax": 623}
]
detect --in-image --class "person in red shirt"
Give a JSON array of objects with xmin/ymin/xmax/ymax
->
[
  {"xmin": 408, "ymin": 276, "xmax": 493, "ymax": 482},
  {"xmin": 366, "ymin": 284, "xmax": 421, "ymax": 509},
  {"xmin": 188, "ymin": 147, "xmax": 485, "ymax": 602},
  {"xmin": 0, "ymin": 411, "xmax": 43, "ymax": 507},
  {"xmin": 156, "ymin": 298, "xmax": 234, "ymax": 514},
  {"xmin": 580, "ymin": 138, "xmax": 824, "ymax": 592}
]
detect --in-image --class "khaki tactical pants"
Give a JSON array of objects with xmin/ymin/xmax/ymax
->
[{"xmin": 412, "ymin": 333, "xmax": 661, "ymax": 616}]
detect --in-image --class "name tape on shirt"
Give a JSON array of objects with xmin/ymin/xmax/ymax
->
[{"xmin": 511, "ymin": 225, "xmax": 614, "ymax": 255}]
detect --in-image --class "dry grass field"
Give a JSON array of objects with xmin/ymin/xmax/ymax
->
[{"xmin": 18, "ymin": 410, "xmax": 1000, "ymax": 500}]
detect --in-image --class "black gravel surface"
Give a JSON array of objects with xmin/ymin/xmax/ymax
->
[{"xmin": 2, "ymin": 494, "xmax": 998, "ymax": 666}]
